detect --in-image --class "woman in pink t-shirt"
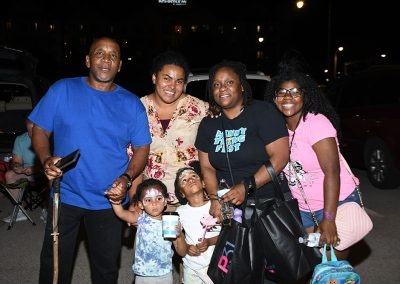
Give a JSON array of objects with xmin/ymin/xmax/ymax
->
[{"xmin": 265, "ymin": 69, "xmax": 361, "ymax": 260}]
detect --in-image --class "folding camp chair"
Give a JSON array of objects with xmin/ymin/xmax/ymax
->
[
  {"xmin": 23, "ymin": 177, "xmax": 49, "ymax": 211},
  {"xmin": 0, "ymin": 178, "xmax": 36, "ymax": 230}
]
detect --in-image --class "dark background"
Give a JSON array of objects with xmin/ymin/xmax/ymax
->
[{"xmin": 1, "ymin": 0, "xmax": 397, "ymax": 95}]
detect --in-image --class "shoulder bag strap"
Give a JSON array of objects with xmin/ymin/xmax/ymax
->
[
  {"xmin": 290, "ymin": 161, "xmax": 319, "ymax": 227},
  {"xmin": 264, "ymin": 160, "xmax": 285, "ymax": 201},
  {"xmin": 221, "ymin": 118, "xmax": 235, "ymax": 186},
  {"xmin": 339, "ymin": 153, "xmax": 365, "ymax": 209}
]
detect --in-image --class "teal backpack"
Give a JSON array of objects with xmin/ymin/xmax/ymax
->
[{"xmin": 311, "ymin": 245, "xmax": 360, "ymax": 284}]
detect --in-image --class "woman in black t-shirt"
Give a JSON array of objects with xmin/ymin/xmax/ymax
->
[{"xmin": 195, "ymin": 60, "xmax": 289, "ymax": 220}]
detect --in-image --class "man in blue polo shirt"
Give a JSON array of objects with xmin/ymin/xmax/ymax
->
[{"xmin": 29, "ymin": 36, "xmax": 151, "ymax": 284}]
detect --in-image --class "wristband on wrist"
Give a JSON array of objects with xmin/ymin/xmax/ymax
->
[
  {"xmin": 242, "ymin": 175, "xmax": 256, "ymax": 195},
  {"xmin": 207, "ymin": 193, "xmax": 219, "ymax": 201},
  {"xmin": 323, "ymin": 211, "xmax": 335, "ymax": 220}
]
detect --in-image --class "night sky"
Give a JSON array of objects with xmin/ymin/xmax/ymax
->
[{"xmin": 1, "ymin": 0, "xmax": 397, "ymax": 87}]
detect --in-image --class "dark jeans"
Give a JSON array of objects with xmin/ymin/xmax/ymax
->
[{"xmin": 39, "ymin": 199, "xmax": 123, "ymax": 284}]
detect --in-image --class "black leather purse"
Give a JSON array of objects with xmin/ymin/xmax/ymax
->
[{"xmin": 253, "ymin": 161, "xmax": 322, "ymax": 283}]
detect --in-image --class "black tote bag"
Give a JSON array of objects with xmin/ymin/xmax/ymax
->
[
  {"xmin": 207, "ymin": 209, "xmax": 264, "ymax": 284},
  {"xmin": 255, "ymin": 161, "xmax": 322, "ymax": 283},
  {"xmin": 207, "ymin": 120, "xmax": 265, "ymax": 284}
]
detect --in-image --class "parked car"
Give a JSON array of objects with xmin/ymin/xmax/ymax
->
[
  {"xmin": 184, "ymin": 71, "xmax": 270, "ymax": 102},
  {"xmin": 326, "ymin": 66, "xmax": 400, "ymax": 189},
  {"xmin": 0, "ymin": 46, "xmax": 49, "ymax": 153}
]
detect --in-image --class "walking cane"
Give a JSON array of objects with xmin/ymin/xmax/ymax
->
[
  {"xmin": 49, "ymin": 149, "xmax": 80, "ymax": 284},
  {"xmin": 52, "ymin": 177, "xmax": 60, "ymax": 284}
]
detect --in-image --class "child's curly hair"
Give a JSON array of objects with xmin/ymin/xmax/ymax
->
[
  {"xmin": 174, "ymin": 160, "xmax": 202, "ymax": 205},
  {"xmin": 134, "ymin": 178, "xmax": 169, "ymax": 204}
]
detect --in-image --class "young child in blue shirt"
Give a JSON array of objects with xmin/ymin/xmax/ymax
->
[{"xmin": 109, "ymin": 178, "xmax": 186, "ymax": 284}]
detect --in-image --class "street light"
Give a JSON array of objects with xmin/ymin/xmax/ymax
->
[
  {"xmin": 333, "ymin": 46, "xmax": 344, "ymax": 79},
  {"xmin": 296, "ymin": 1, "xmax": 305, "ymax": 9}
]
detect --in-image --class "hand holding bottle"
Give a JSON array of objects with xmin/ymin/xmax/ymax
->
[
  {"xmin": 218, "ymin": 179, "xmax": 234, "ymax": 226},
  {"xmin": 298, "ymin": 232, "xmax": 321, "ymax": 247}
]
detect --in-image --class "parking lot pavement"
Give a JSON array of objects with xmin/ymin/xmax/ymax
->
[
  {"xmin": 0, "ymin": 194, "xmax": 135, "ymax": 284},
  {"xmin": 1, "ymin": 169, "xmax": 399, "ymax": 283},
  {"xmin": 348, "ymin": 169, "xmax": 400, "ymax": 283}
]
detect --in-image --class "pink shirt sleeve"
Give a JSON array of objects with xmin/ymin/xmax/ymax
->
[{"xmin": 306, "ymin": 114, "xmax": 337, "ymax": 146}]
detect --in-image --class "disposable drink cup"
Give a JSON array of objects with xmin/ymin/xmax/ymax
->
[
  {"xmin": 217, "ymin": 188, "xmax": 230, "ymax": 198},
  {"xmin": 162, "ymin": 212, "xmax": 179, "ymax": 239}
]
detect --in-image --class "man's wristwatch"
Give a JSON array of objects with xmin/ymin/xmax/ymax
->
[
  {"xmin": 242, "ymin": 176, "xmax": 256, "ymax": 195},
  {"xmin": 120, "ymin": 173, "xmax": 133, "ymax": 190}
]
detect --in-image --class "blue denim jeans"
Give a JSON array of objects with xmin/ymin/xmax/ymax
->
[{"xmin": 300, "ymin": 189, "xmax": 361, "ymax": 228}]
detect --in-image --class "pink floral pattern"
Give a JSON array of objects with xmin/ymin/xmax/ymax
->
[{"xmin": 140, "ymin": 95, "xmax": 208, "ymax": 203}]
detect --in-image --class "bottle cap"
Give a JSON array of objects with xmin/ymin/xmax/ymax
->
[{"xmin": 234, "ymin": 208, "xmax": 242, "ymax": 216}]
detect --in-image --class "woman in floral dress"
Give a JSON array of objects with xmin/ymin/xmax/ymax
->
[{"xmin": 128, "ymin": 50, "xmax": 208, "ymax": 207}]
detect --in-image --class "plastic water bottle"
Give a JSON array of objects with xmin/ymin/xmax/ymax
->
[
  {"xmin": 298, "ymin": 232, "xmax": 321, "ymax": 247},
  {"xmin": 217, "ymin": 179, "xmax": 234, "ymax": 225}
]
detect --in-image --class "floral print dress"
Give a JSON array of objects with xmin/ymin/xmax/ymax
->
[{"xmin": 140, "ymin": 95, "xmax": 208, "ymax": 203}]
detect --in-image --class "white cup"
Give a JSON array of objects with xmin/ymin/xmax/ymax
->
[
  {"xmin": 217, "ymin": 188, "xmax": 230, "ymax": 198},
  {"xmin": 162, "ymin": 212, "xmax": 179, "ymax": 239}
]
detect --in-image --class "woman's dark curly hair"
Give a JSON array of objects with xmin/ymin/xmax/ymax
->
[
  {"xmin": 151, "ymin": 50, "xmax": 190, "ymax": 82},
  {"xmin": 134, "ymin": 178, "xmax": 169, "ymax": 204},
  {"xmin": 207, "ymin": 60, "xmax": 253, "ymax": 116},
  {"xmin": 264, "ymin": 71, "xmax": 341, "ymax": 139}
]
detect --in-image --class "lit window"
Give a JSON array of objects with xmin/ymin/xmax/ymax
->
[{"xmin": 191, "ymin": 25, "xmax": 197, "ymax": 32}]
